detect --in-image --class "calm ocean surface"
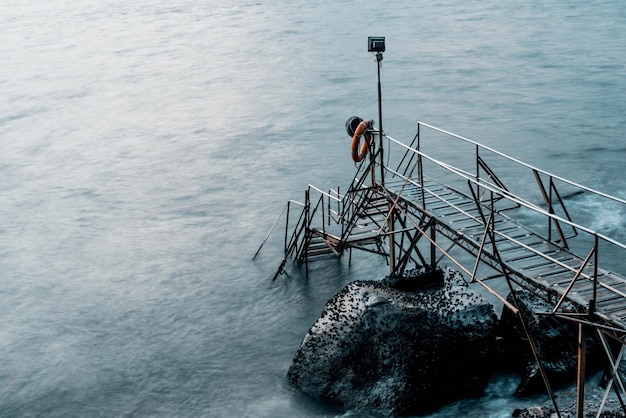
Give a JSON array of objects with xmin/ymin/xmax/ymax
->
[{"xmin": 1, "ymin": 1, "xmax": 625, "ymax": 417}]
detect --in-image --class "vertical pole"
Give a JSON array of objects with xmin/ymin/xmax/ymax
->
[
  {"xmin": 305, "ymin": 189, "xmax": 310, "ymax": 278},
  {"xmin": 475, "ymin": 144, "xmax": 479, "ymax": 181},
  {"xmin": 417, "ymin": 122, "xmax": 420, "ymax": 152},
  {"xmin": 374, "ymin": 50, "xmax": 395, "ymax": 276},
  {"xmin": 321, "ymin": 195, "xmax": 326, "ymax": 233},
  {"xmin": 549, "ymin": 177, "xmax": 554, "ymax": 213},
  {"xmin": 417, "ymin": 123, "xmax": 425, "ymax": 207},
  {"xmin": 337, "ymin": 186, "xmax": 341, "ymax": 220},
  {"xmin": 377, "ymin": 53, "xmax": 384, "ymax": 186},
  {"xmin": 430, "ymin": 224, "xmax": 436, "ymax": 269},
  {"xmin": 388, "ymin": 208, "xmax": 396, "ymax": 275},
  {"xmin": 388, "ymin": 204, "xmax": 396, "ymax": 276},
  {"xmin": 592, "ymin": 234, "xmax": 598, "ymax": 312},
  {"xmin": 285, "ymin": 201, "xmax": 290, "ymax": 254},
  {"xmin": 327, "ymin": 192, "xmax": 330, "ymax": 226},
  {"xmin": 576, "ymin": 323, "xmax": 586, "ymax": 418}
]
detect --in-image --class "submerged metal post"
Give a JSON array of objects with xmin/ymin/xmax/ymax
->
[
  {"xmin": 593, "ymin": 234, "xmax": 599, "ymax": 311},
  {"xmin": 576, "ymin": 323, "xmax": 586, "ymax": 418},
  {"xmin": 304, "ymin": 188, "xmax": 310, "ymax": 277}
]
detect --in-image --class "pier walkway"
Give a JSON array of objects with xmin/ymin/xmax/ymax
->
[{"xmin": 260, "ymin": 121, "xmax": 626, "ymax": 417}]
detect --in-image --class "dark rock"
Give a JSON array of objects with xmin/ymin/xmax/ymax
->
[
  {"xmin": 287, "ymin": 268, "xmax": 498, "ymax": 416},
  {"xmin": 512, "ymin": 406, "xmax": 554, "ymax": 417},
  {"xmin": 496, "ymin": 289, "xmax": 608, "ymax": 397}
]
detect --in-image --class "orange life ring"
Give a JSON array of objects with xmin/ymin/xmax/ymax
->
[{"xmin": 351, "ymin": 120, "xmax": 372, "ymax": 162}]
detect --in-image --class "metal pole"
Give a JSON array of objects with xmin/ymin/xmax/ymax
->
[
  {"xmin": 285, "ymin": 201, "xmax": 291, "ymax": 254},
  {"xmin": 430, "ymin": 223, "xmax": 436, "ymax": 269},
  {"xmin": 377, "ymin": 52, "xmax": 384, "ymax": 186},
  {"xmin": 593, "ymin": 234, "xmax": 598, "ymax": 313},
  {"xmin": 305, "ymin": 189, "xmax": 310, "ymax": 277},
  {"xmin": 476, "ymin": 144, "xmax": 480, "ymax": 182},
  {"xmin": 253, "ymin": 202, "xmax": 287, "ymax": 260},
  {"xmin": 576, "ymin": 323, "xmax": 586, "ymax": 418},
  {"xmin": 388, "ymin": 205, "xmax": 396, "ymax": 275},
  {"xmin": 373, "ymin": 49, "xmax": 395, "ymax": 275}
]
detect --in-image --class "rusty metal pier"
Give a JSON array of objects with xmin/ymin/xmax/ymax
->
[{"xmin": 258, "ymin": 120, "xmax": 626, "ymax": 417}]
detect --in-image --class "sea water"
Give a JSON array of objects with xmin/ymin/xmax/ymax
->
[{"xmin": 1, "ymin": 1, "xmax": 625, "ymax": 416}]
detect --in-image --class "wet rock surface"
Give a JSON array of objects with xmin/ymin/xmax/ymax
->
[
  {"xmin": 497, "ymin": 289, "xmax": 609, "ymax": 397},
  {"xmin": 287, "ymin": 268, "xmax": 625, "ymax": 417},
  {"xmin": 287, "ymin": 268, "xmax": 498, "ymax": 416},
  {"xmin": 501, "ymin": 290, "xmax": 624, "ymax": 417},
  {"xmin": 513, "ymin": 382, "xmax": 626, "ymax": 417}
]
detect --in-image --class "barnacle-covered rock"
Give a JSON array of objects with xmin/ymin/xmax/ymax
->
[{"xmin": 287, "ymin": 267, "xmax": 498, "ymax": 416}]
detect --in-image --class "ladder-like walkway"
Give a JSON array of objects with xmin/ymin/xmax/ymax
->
[{"xmin": 258, "ymin": 121, "xmax": 626, "ymax": 416}]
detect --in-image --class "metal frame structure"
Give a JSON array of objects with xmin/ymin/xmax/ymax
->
[{"xmin": 257, "ymin": 121, "xmax": 626, "ymax": 417}]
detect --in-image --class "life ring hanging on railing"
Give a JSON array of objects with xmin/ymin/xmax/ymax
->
[{"xmin": 351, "ymin": 119, "xmax": 372, "ymax": 162}]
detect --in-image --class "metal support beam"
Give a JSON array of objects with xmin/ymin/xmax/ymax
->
[
  {"xmin": 430, "ymin": 223, "xmax": 436, "ymax": 269},
  {"xmin": 576, "ymin": 323, "xmax": 586, "ymax": 418},
  {"xmin": 597, "ymin": 330, "xmax": 626, "ymax": 417}
]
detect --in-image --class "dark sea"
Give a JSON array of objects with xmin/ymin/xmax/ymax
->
[{"xmin": 1, "ymin": 1, "xmax": 625, "ymax": 417}]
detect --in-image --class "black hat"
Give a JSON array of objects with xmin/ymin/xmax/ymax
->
[{"xmin": 345, "ymin": 116, "xmax": 363, "ymax": 137}]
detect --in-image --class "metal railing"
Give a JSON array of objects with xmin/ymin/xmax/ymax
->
[
  {"xmin": 258, "ymin": 143, "xmax": 383, "ymax": 276},
  {"xmin": 382, "ymin": 122, "xmax": 626, "ymax": 316}
]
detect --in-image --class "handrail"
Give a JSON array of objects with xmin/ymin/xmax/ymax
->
[
  {"xmin": 285, "ymin": 200, "xmax": 308, "ymax": 258},
  {"xmin": 384, "ymin": 134, "xmax": 626, "ymax": 252},
  {"xmin": 417, "ymin": 121, "xmax": 626, "ymax": 206},
  {"xmin": 308, "ymin": 184, "xmax": 342, "ymax": 202},
  {"xmin": 376, "ymin": 123, "xmax": 626, "ymax": 326}
]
